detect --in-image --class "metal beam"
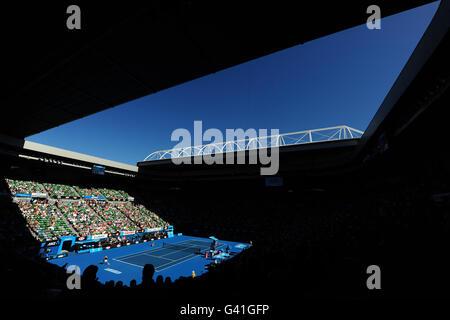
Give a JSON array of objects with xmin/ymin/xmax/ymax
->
[{"xmin": 143, "ymin": 125, "xmax": 364, "ymax": 161}]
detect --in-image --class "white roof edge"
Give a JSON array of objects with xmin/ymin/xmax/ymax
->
[
  {"xmin": 22, "ymin": 140, "xmax": 138, "ymax": 173},
  {"xmin": 0, "ymin": 133, "xmax": 137, "ymax": 173}
]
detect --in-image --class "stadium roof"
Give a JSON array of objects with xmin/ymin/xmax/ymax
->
[
  {"xmin": 1, "ymin": 1, "xmax": 433, "ymax": 138},
  {"xmin": 358, "ymin": 0, "xmax": 449, "ymax": 155},
  {"xmin": 142, "ymin": 125, "xmax": 364, "ymax": 161},
  {"xmin": 0, "ymin": 133, "xmax": 137, "ymax": 176}
]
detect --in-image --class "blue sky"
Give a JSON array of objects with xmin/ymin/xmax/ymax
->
[{"xmin": 28, "ymin": 2, "xmax": 440, "ymax": 165}]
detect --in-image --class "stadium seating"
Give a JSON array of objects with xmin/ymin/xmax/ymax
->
[
  {"xmin": 119, "ymin": 202, "xmax": 168, "ymax": 230},
  {"xmin": 43, "ymin": 183, "xmax": 79, "ymax": 198},
  {"xmin": 98, "ymin": 187, "xmax": 129, "ymax": 200},
  {"xmin": 6, "ymin": 179, "xmax": 45, "ymax": 195},
  {"xmin": 17, "ymin": 200, "xmax": 72, "ymax": 241},
  {"xmin": 88, "ymin": 201, "xmax": 137, "ymax": 232},
  {"xmin": 73, "ymin": 186, "xmax": 105, "ymax": 198},
  {"xmin": 57, "ymin": 201, "xmax": 112, "ymax": 236},
  {"xmin": 4, "ymin": 179, "xmax": 169, "ymax": 241}
]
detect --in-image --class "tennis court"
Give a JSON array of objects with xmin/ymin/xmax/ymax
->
[
  {"xmin": 49, "ymin": 235, "xmax": 247, "ymax": 284},
  {"xmin": 114, "ymin": 239, "xmax": 225, "ymax": 272}
]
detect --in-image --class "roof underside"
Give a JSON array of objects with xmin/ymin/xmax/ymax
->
[{"xmin": 0, "ymin": 1, "xmax": 433, "ymax": 138}]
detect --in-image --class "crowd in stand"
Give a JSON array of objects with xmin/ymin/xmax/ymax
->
[
  {"xmin": 57, "ymin": 201, "xmax": 111, "ymax": 236},
  {"xmin": 16, "ymin": 200, "xmax": 72, "ymax": 241},
  {"xmin": 2, "ymin": 179, "xmax": 169, "ymax": 241},
  {"xmin": 118, "ymin": 202, "xmax": 168, "ymax": 230},
  {"xmin": 73, "ymin": 185, "xmax": 130, "ymax": 200},
  {"xmin": 73, "ymin": 186, "xmax": 105, "ymax": 198},
  {"xmin": 7, "ymin": 180, "xmax": 133, "ymax": 203},
  {"xmin": 43, "ymin": 183, "xmax": 79, "ymax": 198},
  {"xmin": 98, "ymin": 188, "xmax": 129, "ymax": 200},
  {"xmin": 89, "ymin": 201, "xmax": 137, "ymax": 232},
  {"xmin": 6, "ymin": 179, "xmax": 45, "ymax": 195}
]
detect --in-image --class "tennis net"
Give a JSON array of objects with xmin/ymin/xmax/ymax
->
[{"xmin": 162, "ymin": 242, "xmax": 207, "ymax": 254}]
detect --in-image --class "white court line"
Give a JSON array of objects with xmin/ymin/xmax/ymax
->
[
  {"xmin": 140, "ymin": 245, "xmax": 203, "ymax": 262},
  {"xmin": 114, "ymin": 252, "xmax": 189, "ymax": 271},
  {"xmin": 153, "ymin": 242, "xmax": 226, "ymax": 265},
  {"xmin": 113, "ymin": 258, "xmax": 144, "ymax": 269},
  {"xmin": 140, "ymin": 253, "xmax": 173, "ymax": 262},
  {"xmin": 153, "ymin": 243, "xmax": 227, "ymax": 272},
  {"xmin": 144, "ymin": 245, "xmax": 205, "ymax": 259},
  {"xmin": 105, "ymin": 268, "xmax": 122, "ymax": 274},
  {"xmin": 113, "ymin": 245, "xmax": 167, "ymax": 260},
  {"xmin": 155, "ymin": 253, "xmax": 199, "ymax": 272},
  {"xmin": 114, "ymin": 239, "xmax": 211, "ymax": 260},
  {"xmin": 142, "ymin": 246, "xmax": 201, "ymax": 260},
  {"xmin": 142, "ymin": 252, "xmax": 175, "ymax": 259},
  {"xmin": 113, "ymin": 239, "xmax": 221, "ymax": 271}
]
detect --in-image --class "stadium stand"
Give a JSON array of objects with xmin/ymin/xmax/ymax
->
[
  {"xmin": 88, "ymin": 201, "xmax": 137, "ymax": 232},
  {"xmin": 57, "ymin": 201, "xmax": 111, "ymax": 237},
  {"xmin": 73, "ymin": 186, "xmax": 105, "ymax": 198},
  {"xmin": 118, "ymin": 202, "xmax": 169, "ymax": 230},
  {"xmin": 6, "ymin": 179, "xmax": 45, "ymax": 195},
  {"xmin": 42, "ymin": 183, "xmax": 79, "ymax": 198},
  {"xmin": 98, "ymin": 187, "xmax": 130, "ymax": 201},
  {"xmin": 16, "ymin": 200, "xmax": 72, "ymax": 241},
  {"xmin": 3, "ymin": 179, "xmax": 169, "ymax": 241}
]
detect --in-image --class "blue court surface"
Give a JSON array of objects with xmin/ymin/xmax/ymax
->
[{"xmin": 48, "ymin": 235, "xmax": 249, "ymax": 285}]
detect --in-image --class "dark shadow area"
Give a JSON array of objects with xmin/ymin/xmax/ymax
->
[
  {"xmin": 3, "ymin": 107, "xmax": 450, "ymax": 307},
  {"xmin": 0, "ymin": 3, "xmax": 447, "ymax": 316},
  {"xmin": 0, "ymin": 178, "xmax": 69, "ymax": 299},
  {"xmin": 2, "ymin": 101, "xmax": 450, "ymax": 310}
]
